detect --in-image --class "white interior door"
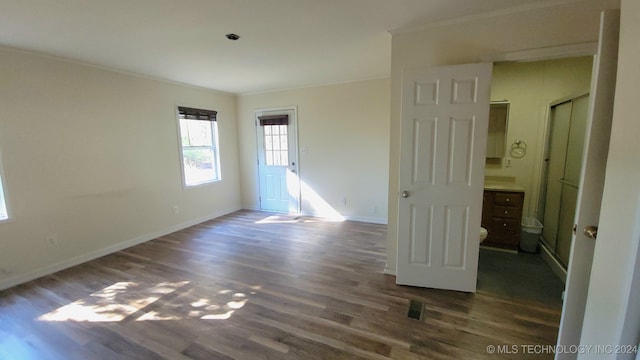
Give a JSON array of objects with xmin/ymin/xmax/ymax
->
[
  {"xmin": 556, "ymin": 10, "xmax": 619, "ymax": 358},
  {"xmin": 396, "ymin": 63, "xmax": 492, "ymax": 292},
  {"xmin": 256, "ymin": 108, "xmax": 300, "ymax": 213}
]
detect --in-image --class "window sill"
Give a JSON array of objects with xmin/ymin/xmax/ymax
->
[{"xmin": 184, "ymin": 178, "xmax": 222, "ymax": 189}]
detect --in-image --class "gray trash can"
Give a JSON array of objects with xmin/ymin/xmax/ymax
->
[{"xmin": 521, "ymin": 217, "xmax": 543, "ymax": 253}]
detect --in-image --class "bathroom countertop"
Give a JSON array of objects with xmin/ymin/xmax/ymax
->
[{"xmin": 484, "ymin": 181, "xmax": 525, "ymax": 192}]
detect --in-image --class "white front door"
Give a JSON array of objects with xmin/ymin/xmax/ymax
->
[
  {"xmin": 556, "ymin": 10, "xmax": 619, "ymax": 357},
  {"xmin": 256, "ymin": 108, "xmax": 300, "ymax": 213},
  {"xmin": 396, "ymin": 63, "xmax": 492, "ymax": 292}
]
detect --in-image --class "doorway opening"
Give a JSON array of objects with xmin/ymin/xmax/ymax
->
[
  {"xmin": 255, "ymin": 107, "xmax": 301, "ymax": 214},
  {"xmin": 478, "ymin": 57, "xmax": 593, "ymax": 306}
]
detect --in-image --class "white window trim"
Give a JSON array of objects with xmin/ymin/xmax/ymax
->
[{"xmin": 175, "ymin": 106, "xmax": 222, "ymax": 189}]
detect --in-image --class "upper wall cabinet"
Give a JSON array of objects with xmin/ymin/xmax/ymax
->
[{"xmin": 486, "ymin": 102, "xmax": 509, "ymax": 158}]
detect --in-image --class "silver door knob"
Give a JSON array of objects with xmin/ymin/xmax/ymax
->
[
  {"xmin": 583, "ymin": 226, "xmax": 598, "ymax": 240},
  {"xmin": 401, "ymin": 191, "xmax": 410, "ymax": 198}
]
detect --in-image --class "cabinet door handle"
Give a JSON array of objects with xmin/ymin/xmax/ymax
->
[
  {"xmin": 504, "ymin": 210, "xmax": 509, "ymax": 214},
  {"xmin": 503, "ymin": 223, "xmax": 508, "ymax": 227},
  {"xmin": 505, "ymin": 198, "xmax": 510, "ymax": 202}
]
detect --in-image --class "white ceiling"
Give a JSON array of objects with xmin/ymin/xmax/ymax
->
[{"xmin": 1, "ymin": 0, "xmax": 569, "ymax": 94}]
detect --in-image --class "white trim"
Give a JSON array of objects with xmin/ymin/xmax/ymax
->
[
  {"xmin": 255, "ymin": 106, "xmax": 301, "ymax": 213},
  {"xmin": 484, "ymin": 43, "xmax": 598, "ymax": 63},
  {"xmin": 389, "ymin": 0, "xmax": 587, "ymax": 35},
  {"xmin": 0, "ymin": 45, "xmax": 234, "ymax": 96},
  {"xmin": 0, "ymin": 148, "xmax": 9, "ymax": 222},
  {"xmin": 0, "ymin": 207, "xmax": 239, "ymax": 291},
  {"xmin": 345, "ymin": 215, "xmax": 388, "ymax": 225},
  {"xmin": 549, "ymin": 90, "xmax": 591, "ymax": 107},
  {"xmin": 254, "ymin": 105, "xmax": 299, "ymax": 114},
  {"xmin": 239, "ymin": 77, "xmax": 389, "ymax": 97}
]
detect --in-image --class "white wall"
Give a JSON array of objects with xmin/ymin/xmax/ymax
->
[
  {"xmin": 579, "ymin": 1, "xmax": 640, "ymax": 355},
  {"xmin": 490, "ymin": 57, "xmax": 593, "ymax": 218},
  {"xmin": 237, "ymin": 79, "xmax": 390, "ymax": 224},
  {"xmin": 0, "ymin": 48, "xmax": 241, "ymax": 289},
  {"xmin": 386, "ymin": 0, "xmax": 619, "ymax": 275}
]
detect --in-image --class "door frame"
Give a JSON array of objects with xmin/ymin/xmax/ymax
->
[
  {"xmin": 485, "ymin": 11, "xmax": 618, "ymax": 354},
  {"xmin": 254, "ymin": 106, "xmax": 301, "ymax": 213}
]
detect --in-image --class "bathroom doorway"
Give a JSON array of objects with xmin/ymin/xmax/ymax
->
[{"xmin": 478, "ymin": 59, "xmax": 592, "ymax": 305}]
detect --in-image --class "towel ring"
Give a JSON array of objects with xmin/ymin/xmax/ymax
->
[{"xmin": 510, "ymin": 139, "xmax": 527, "ymax": 158}]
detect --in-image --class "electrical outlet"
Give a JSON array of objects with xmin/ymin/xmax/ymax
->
[
  {"xmin": 172, "ymin": 206, "xmax": 180, "ymax": 216},
  {"xmin": 340, "ymin": 196, "xmax": 347, "ymax": 206},
  {"xmin": 46, "ymin": 234, "xmax": 59, "ymax": 248}
]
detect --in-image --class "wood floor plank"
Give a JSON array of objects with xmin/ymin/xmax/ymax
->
[{"xmin": 0, "ymin": 210, "xmax": 562, "ymax": 359}]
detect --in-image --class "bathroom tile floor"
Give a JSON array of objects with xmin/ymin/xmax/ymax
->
[{"xmin": 477, "ymin": 248, "xmax": 565, "ymax": 308}]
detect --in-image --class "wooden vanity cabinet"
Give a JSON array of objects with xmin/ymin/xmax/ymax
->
[{"xmin": 481, "ymin": 190, "xmax": 524, "ymax": 251}]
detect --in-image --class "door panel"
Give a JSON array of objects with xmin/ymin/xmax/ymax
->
[
  {"xmin": 443, "ymin": 205, "xmax": 469, "ymax": 268},
  {"xmin": 409, "ymin": 204, "xmax": 432, "ymax": 265},
  {"xmin": 447, "ymin": 117, "xmax": 474, "ymax": 186},
  {"xmin": 411, "ymin": 118, "xmax": 437, "ymax": 185},
  {"xmin": 556, "ymin": 10, "xmax": 619, "ymax": 357},
  {"xmin": 397, "ymin": 63, "xmax": 492, "ymax": 292}
]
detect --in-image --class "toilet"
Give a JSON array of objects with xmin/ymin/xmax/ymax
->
[{"xmin": 480, "ymin": 227, "xmax": 488, "ymax": 243}]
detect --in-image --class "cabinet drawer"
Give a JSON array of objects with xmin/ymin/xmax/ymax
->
[
  {"xmin": 493, "ymin": 205, "xmax": 522, "ymax": 219},
  {"xmin": 489, "ymin": 218, "xmax": 520, "ymax": 232},
  {"xmin": 494, "ymin": 192, "xmax": 523, "ymax": 207}
]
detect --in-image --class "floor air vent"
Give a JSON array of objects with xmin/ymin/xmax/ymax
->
[{"xmin": 407, "ymin": 299, "xmax": 424, "ymax": 320}]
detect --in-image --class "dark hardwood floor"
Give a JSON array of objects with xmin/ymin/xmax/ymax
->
[{"xmin": 0, "ymin": 210, "xmax": 561, "ymax": 359}]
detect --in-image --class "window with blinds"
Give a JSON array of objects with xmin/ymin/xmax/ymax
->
[{"xmin": 177, "ymin": 106, "xmax": 221, "ymax": 186}]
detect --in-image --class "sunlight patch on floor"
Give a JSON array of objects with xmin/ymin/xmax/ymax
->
[
  {"xmin": 255, "ymin": 175, "xmax": 345, "ymax": 223},
  {"xmin": 38, "ymin": 281, "xmax": 186, "ymax": 322},
  {"xmin": 37, "ymin": 281, "xmax": 252, "ymax": 323}
]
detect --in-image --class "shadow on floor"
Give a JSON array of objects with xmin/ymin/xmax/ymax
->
[{"xmin": 477, "ymin": 248, "xmax": 565, "ymax": 308}]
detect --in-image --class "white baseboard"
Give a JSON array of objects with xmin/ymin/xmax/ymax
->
[
  {"xmin": 243, "ymin": 205, "xmax": 388, "ymax": 225},
  {"xmin": 298, "ymin": 210, "xmax": 387, "ymax": 225},
  {"xmin": 344, "ymin": 215, "xmax": 388, "ymax": 225},
  {"xmin": 383, "ymin": 263, "xmax": 396, "ymax": 275},
  {"xmin": 540, "ymin": 242, "xmax": 567, "ymax": 284},
  {"xmin": 0, "ymin": 207, "xmax": 239, "ymax": 291}
]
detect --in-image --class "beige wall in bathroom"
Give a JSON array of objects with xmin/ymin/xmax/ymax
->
[{"xmin": 488, "ymin": 57, "xmax": 594, "ymax": 218}]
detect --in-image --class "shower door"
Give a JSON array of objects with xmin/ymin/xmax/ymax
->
[{"xmin": 541, "ymin": 94, "xmax": 589, "ymax": 266}]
